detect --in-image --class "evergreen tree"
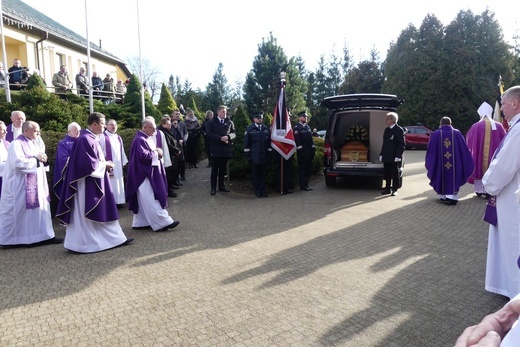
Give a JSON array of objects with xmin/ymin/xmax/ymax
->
[
  {"xmin": 122, "ymin": 74, "xmax": 160, "ymax": 127},
  {"xmin": 156, "ymin": 83, "xmax": 178, "ymax": 116},
  {"xmin": 228, "ymin": 104, "xmax": 251, "ymax": 180},
  {"xmin": 243, "ymin": 33, "xmax": 289, "ymax": 114},
  {"xmin": 206, "ymin": 62, "xmax": 231, "ymax": 113}
]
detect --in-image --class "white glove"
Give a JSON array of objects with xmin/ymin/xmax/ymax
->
[
  {"xmin": 379, "ymin": 156, "xmax": 382, "ymax": 162},
  {"xmin": 394, "ymin": 157, "xmax": 401, "ymax": 162}
]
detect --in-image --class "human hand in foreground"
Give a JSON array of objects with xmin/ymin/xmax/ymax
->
[{"xmin": 454, "ymin": 299, "xmax": 520, "ymax": 347}]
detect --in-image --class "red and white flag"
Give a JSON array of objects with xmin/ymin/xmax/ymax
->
[{"xmin": 270, "ymin": 82, "xmax": 296, "ymax": 160}]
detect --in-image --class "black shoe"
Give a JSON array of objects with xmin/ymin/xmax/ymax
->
[
  {"xmin": 219, "ymin": 186, "xmax": 230, "ymax": 192},
  {"xmin": 206, "ymin": 164, "xmax": 212, "ymax": 168},
  {"xmin": 158, "ymin": 220, "xmax": 180, "ymax": 232},
  {"xmin": 444, "ymin": 198, "xmax": 458, "ymax": 206},
  {"xmin": 172, "ymin": 185, "xmax": 180, "ymax": 189},
  {"xmin": 301, "ymin": 187, "xmax": 311, "ymax": 191},
  {"xmin": 381, "ymin": 189, "xmax": 391, "ymax": 195},
  {"xmin": 306, "ymin": 186, "xmax": 313, "ymax": 191},
  {"xmin": 262, "ymin": 192, "xmax": 268, "ymax": 197},
  {"xmin": 193, "ymin": 165, "xmax": 198, "ymax": 168},
  {"xmin": 176, "ymin": 181, "xmax": 183, "ymax": 186},
  {"xmin": 122, "ymin": 238, "xmax": 134, "ymax": 245},
  {"xmin": 168, "ymin": 192, "xmax": 177, "ymax": 198},
  {"xmin": 132, "ymin": 225, "xmax": 152, "ymax": 230},
  {"xmin": 391, "ymin": 190, "xmax": 398, "ymax": 196},
  {"xmin": 211, "ymin": 188, "xmax": 216, "ymax": 195},
  {"xmin": 42, "ymin": 237, "xmax": 64, "ymax": 245},
  {"xmin": 180, "ymin": 177, "xmax": 188, "ymax": 181},
  {"xmin": 284, "ymin": 189, "xmax": 293, "ymax": 194}
]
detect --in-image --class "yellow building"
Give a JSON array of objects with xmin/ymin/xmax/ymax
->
[{"xmin": 1, "ymin": 0, "xmax": 130, "ymax": 91}]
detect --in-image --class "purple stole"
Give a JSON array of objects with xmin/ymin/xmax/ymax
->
[
  {"xmin": 103, "ymin": 131, "xmax": 123, "ymax": 161},
  {"xmin": 155, "ymin": 131, "xmax": 163, "ymax": 148},
  {"xmin": 6, "ymin": 124, "xmax": 15, "ymax": 142},
  {"xmin": 104, "ymin": 131, "xmax": 123, "ymax": 175},
  {"xmin": 18, "ymin": 135, "xmax": 47, "ymax": 209},
  {"xmin": 483, "ymin": 121, "xmax": 518, "ymax": 226}
]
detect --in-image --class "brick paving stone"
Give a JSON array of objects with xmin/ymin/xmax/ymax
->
[{"xmin": 0, "ymin": 151, "xmax": 510, "ymax": 346}]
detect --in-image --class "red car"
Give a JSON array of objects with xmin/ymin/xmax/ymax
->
[{"xmin": 404, "ymin": 125, "xmax": 433, "ymax": 149}]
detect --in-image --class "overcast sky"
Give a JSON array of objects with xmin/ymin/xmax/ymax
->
[{"xmin": 20, "ymin": 0, "xmax": 519, "ymax": 90}]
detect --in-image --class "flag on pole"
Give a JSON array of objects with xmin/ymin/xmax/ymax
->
[
  {"xmin": 270, "ymin": 80, "xmax": 296, "ymax": 160},
  {"xmin": 494, "ymin": 75, "xmax": 507, "ymax": 131}
]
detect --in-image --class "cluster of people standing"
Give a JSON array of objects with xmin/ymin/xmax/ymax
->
[
  {"xmin": 0, "ymin": 58, "xmax": 127, "ymax": 103},
  {"xmin": 0, "ymin": 110, "xmax": 187, "ymax": 254}
]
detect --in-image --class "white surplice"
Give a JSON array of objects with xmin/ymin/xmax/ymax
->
[
  {"xmin": 0, "ymin": 137, "xmax": 55, "ymax": 245},
  {"xmin": 482, "ymin": 114, "xmax": 520, "ymax": 299},
  {"xmin": 99, "ymin": 131, "xmax": 128, "ymax": 204}
]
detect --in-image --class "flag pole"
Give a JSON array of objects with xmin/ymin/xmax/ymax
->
[
  {"xmin": 136, "ymin": 0, "xmax": 145, "ymax": 120},
  {"xmin": 280, "ymin": 155, "xmax": 283, "ymax": 195},
  {"xmin": 84, "ymin": 0, "xmax": 93, "ymax": 113},
  {"xmin": 0, "ymin": 0, "xmax": 11, "ymax": 102}
]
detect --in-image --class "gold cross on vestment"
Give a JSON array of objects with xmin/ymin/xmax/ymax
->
[
  {"xmin": 444, "ymin": 151, "xmax": 452, "ymax": 160},
  {"xmin": 444, "ymin": 162, "xmax": 452, "ymax": 170},
  {"xmin": 443, "ymin": 138, "xmax": 451, "ymax": 148}
]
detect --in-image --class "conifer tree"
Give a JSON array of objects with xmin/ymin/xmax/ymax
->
[{"xmin": 157, "ymin": 83, "xmax": 177, "ymax": 116}]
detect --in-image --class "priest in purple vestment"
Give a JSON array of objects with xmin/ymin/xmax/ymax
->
[
  {"xmin": 425, "ymin": 117, "xmax": 474, "ymax": 205},
  {"xmin": 55, "ymin": 112, "xmax": 133, "ymax": 253},
  {"xmin": 52, "ymin": 122, "xmax": 81, "ymax": 199},
  {"xmin": 126, "ymin": 117, "xmax": 180, "ymax": 232},
  {"xmin": 466, "ymin": 102, "xmax": 506, "ymax": 197}
]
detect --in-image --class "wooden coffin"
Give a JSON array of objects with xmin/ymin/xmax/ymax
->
[{"xmin": 341, "ymin": 140, "xmax": 369, "ymax": 162}]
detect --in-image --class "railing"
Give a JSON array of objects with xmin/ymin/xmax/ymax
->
[{"xmin": 4, "ymin": 83, "xmax": 125, "ymax": 104}]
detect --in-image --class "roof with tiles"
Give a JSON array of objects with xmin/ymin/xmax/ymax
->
[{"xmin": 2, "ymin": 0, "xmax": 124, "ymax": 63}]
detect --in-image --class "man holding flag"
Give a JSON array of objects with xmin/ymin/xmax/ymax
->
[{"xmin": 270, "ymin": 74, "xmax": 296, "ymax": 195}]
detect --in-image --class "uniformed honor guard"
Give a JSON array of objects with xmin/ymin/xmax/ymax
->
[
  {"xmin": 293, "ymin": 110, "xmax": 316, "ymax": 191},
  {"xmin": 244, "ymin": 111, "xmax": 272, "ymax": 198}
]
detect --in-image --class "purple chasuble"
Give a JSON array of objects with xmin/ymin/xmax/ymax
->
[
  {"xmin": 425, "ymin": 126, "xmax": 474, "ymax": 195},
  {"xmin": 55, "ymin": 129, "xmax": 119, "ymax": 224},
  {"xmin": 126, "ymin": 130, "xmax": 168, "ymax": 214},
  {"xmin": 466, "ymin": 118, "xmax": 506, "ymax": 183},
  {"xmin": 52, "ymin": 135, "xmax": 76, "ymax": 198}
]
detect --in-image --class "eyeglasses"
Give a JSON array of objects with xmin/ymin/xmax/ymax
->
[{"xmin": 173, "ymin": 123, "xmax": 178, "ymax": 125}]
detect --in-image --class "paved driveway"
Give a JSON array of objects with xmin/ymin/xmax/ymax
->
[{"xmin": 0, "ymin": 150, "xmax": 507, "ymax": 346}]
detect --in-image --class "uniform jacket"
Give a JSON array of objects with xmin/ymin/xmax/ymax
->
[
  {"xmin": 293, "ymin": 123, "xmax": 316, "ymax": 161},
  {"xmin": 244, "ymin": 123, "xmax": 271, "ymax": 165}
]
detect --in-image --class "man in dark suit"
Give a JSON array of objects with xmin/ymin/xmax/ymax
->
[
  {"xmin": 379, "ymin": 112, "xmax": 405, "ymax": 196},
  {"xmin": 205, "ymin": 105, "xmax": 236, "ymax": 195}
]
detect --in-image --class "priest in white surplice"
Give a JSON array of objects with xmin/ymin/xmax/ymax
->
[
  {"xmin": 126, "ymin": 117, "xmax": 179, "ymax": 232},
  {"xmin": 0, "ymin": 121, "xmax": 62, "ymax": 246},
  {"xmin": 482, "ymin": 86, "xmax": 520, "ymax": 299},
  {"xmin": 99, "ymin": 119, "xmax": 128, "ymax": 205}
]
